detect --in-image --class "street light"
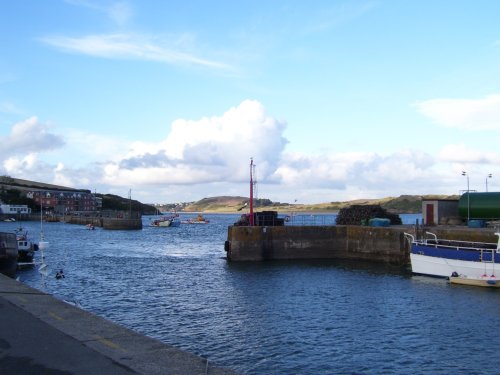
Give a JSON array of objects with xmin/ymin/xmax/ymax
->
[
  {"xmin": 462, "ymin": 171, "xmax": 470, "ymax": 222},
  {"xmin": 486, "ymin": 173, "xmax": 492, "ymax": 192}
]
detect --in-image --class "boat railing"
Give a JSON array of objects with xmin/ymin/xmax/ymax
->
[
  {"xmin": 404, "ymin": 232, "xmax": 414, "ymax": 246},
  {"xmin": 421, "ymin": 232, "xmax": 497, "ymax": 249},
  {"xmin": 424, "ymin": 232, "xmax": 438, "ymax": 244},
  {"xmin": 418, "ymin": 242, "xmax": 496, "ymax": 252}
]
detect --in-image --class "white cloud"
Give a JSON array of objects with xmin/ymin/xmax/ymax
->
[
  {"xmin": 415, "ymin": 95, "xmax": 500, "ymax": 130},
  {"xmin": 41, "ymin": 33, "xmax": 232, "ymax": 70},
  {"xmin": 438, "ymin": 144, "xmax": 500, "ymax": 164},
  {"xmin": 103, "ymin": 100, "xmax": 288, "ymax": 186},
  {"xmin": 0, "ymin": 117, "xmax": 64, "ymax": 157},
  {"xmin": 273, "ymin": 149, "xmax": 435, "ymax": 201},
  {"xmin": 64, "ymin": 129, "xmax": 132, "ymax": 163},
  {"xmin": 3, "ymin": 154, "xmax": 38, "ymax": 173},
  {"xmin": 1, "ymin": 102, "xmax": 479, "ymax": 203}
]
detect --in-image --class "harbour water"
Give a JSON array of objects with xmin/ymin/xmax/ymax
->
[{"xmin": 3, "ymin": 214, "xmax": 500, "ymax": 374}]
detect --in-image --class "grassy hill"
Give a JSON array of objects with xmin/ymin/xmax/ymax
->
[
  {"xmin": 180, "ymin": 194, "xmax": 459, "ymax": 213},
  {"xmin": 0, "ymin": 176, "xmax": 458, "ymax": 214},
  {"xmin": 0, "ymin": 176, "xmax": 89, "ymax": 192}
]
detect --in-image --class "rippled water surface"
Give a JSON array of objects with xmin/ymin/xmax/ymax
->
[{"xmin": 3, "ymin": 214, "xmax": 500, "ymax": 374}]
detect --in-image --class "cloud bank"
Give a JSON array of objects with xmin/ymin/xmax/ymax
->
[
  {"xmin": 102, "ymin": 100, "xmax": 288, "ymax": 185},
  {"xmin": 0, "ymin": 117, "xmax": 64, "ymax": 157},
  {"xmin": 415, "ymin": 95, "xmax": 500, "ymax": 130},
  {"xmin": 2, "ymin": 98, "xmax": 500, "ymax": 203}
]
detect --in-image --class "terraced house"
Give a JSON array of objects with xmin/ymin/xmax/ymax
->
[{"xmin": 26, "ymin": 190, "xmax": 101, "ymax": 214}]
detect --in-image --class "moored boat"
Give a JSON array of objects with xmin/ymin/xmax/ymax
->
[
  {"xmin": 449, "ymin": 274, "xmax": 500, "ymax": 288},
  {"xmin": 150, "ymin": 214, "xmax": 180, "ymax": 227},
  {"xmin": 181, "ymin": 214, "xmax": 209, "ymax": 224},
  {"xmin": 405, "ymin": 231, "xmax": 500, "ymax": 280},
  {"xmin": 14, "ymin": 227, "xmax": 38, "ymax": 268}
]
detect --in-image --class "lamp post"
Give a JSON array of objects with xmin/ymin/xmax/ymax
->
[
  {"xmin": 462, "ymin": 171, "xmax": 470, "ymax": 222},
  {"xmin": 486, "ymin": 173, "xmax": 492, "ymax": 192},
  {"xmin": 249, "ymin": 158, "xmax": 254, "ymax": 226}
]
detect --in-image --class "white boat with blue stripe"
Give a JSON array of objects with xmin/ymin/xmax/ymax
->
[{"xmin": 405, "ymin": 232, "xmax": 500, "ymax": 281}]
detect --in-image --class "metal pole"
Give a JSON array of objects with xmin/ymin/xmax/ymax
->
[
  {"xmin": 462, "ymin": 171, "xmax": 470, "ymax": 222},
  {"xmin": 249, "ymin": 158, "xmax": 254, "ymax": 226},
  {"xmin": 467, "ymin": 175, "xmax": 470, "ymax": 222}
]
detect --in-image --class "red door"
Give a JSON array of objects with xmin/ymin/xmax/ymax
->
[{"xmin": 426, "ymin": 204, "xmax": 435, "ymax": 225}]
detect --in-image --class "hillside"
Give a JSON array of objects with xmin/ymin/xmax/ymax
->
[
  {"xmin": 179, "ymin": 194, "xmax": 459, "ymax": 213},
  {"xmin": 0, "ymin": 176, "xmax": 458, "ymax": 214},
  {"xmin": 0, "ymin": 176, "xmax": 89, "ymax": 193}
]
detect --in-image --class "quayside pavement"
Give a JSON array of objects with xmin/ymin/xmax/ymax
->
[{"xmin": 0, "ymin": 274, "xmax": 238, "ymax": 374}]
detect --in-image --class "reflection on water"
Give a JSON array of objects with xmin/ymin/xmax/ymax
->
[{"xmin": 3, "ymin": 213, "xmax": 499, "ymax": 374}]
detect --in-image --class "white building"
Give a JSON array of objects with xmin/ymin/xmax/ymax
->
[{"xmin": 0, "ymin": 204, "xmax": 32, "ymax": 215}]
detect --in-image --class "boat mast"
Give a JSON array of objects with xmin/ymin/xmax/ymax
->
[{"xmin": 249, "ymin": 158, "xmax": 254, "ymax": 226}]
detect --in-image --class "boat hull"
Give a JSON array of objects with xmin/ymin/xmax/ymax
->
[
  {"xmin": 151, "ymin": 219, "xmax": 180, "ymax": 227},
  {"xmin": 449, "ymin": 276, "xmax": 500, "ymax": 288},
  {"xmin": 407, "ymin": 232, "xmax": 500, "ymax": 279},
  {"xmin": 410, "ymin": 252, "xmax": 499, "ymax": 278},
  {"xmin": 17, "ymin": 250, "xmax": 35, "ymax": 268},
  {"xmin": 152, "ymin": 221, "xmax": 172, "ymax": 227}
]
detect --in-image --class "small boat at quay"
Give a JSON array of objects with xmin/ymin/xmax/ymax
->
[
  {"xmin": 449, "ymin": 274, "xmax": 500, "ymax": 288},
  {"xmin": 150, "ymin": 214, "xmax": 180, "ymax": 227},
  {"xmin": 404, "ymin": 232, "xmax": 500, "ymax": 287}
]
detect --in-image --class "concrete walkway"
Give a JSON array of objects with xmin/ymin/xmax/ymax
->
[{"xmin": 0, "ymin": 274, "xmax": 237, "ymax": 374}]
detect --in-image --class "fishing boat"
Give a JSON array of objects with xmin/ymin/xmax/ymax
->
[
  {"xmin": 404, "ymin": 232, "xmax": 500, "ymax": 282},
  {"xmin": 150, "ymin": 214, "xmax": 180, "ymax": 227},
  {"xmin": 14, "ymin": 227, "xmax": 38, "ymax": 268},
  {"xmin": 181, "ymin": 214, "xmax": 210, "ymax": 224}
]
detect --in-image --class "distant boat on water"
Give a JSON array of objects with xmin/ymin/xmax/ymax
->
[
  {"xmin": 150, "ymin": 214, "xmax": 180, "ymax": 227},
  {"xmin": 181, "ymin": 214, "xmax": 210, "ymax": 224}
]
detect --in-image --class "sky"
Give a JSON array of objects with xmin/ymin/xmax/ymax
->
[{"xmin": 2, "ymin": 0, "xmax": 500, "ymax": 204}]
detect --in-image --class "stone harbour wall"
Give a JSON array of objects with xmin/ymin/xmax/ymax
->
[{"xmin": 225, "ymin": 225, "xmax": 410, "ymax": 265}]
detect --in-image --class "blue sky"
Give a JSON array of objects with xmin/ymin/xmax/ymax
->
[{"xmin": 2, "ymin": 0, "xmax": 500, "ymax": 204}]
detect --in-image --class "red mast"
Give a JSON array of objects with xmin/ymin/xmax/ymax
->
[{"xmin": 249, "ymin": 158, "xmax": 254, "ymax": 226}]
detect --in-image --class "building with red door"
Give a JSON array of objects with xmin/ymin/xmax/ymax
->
[{"xmin": 421, "ymin": 198, "xmax": 459, "ymax": 225}]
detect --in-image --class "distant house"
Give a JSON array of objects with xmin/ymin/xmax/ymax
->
[
  {"xmin": 422, "ymin": 198, "xmax": 460, "ymax": 225},
  {"xmin": 0, "ymin": 204, "xmax": 31, "ymax": 215}
]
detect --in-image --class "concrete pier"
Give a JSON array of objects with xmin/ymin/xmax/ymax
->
[
  {"xmin": 0, "ymin": 274, "xmax": 237, "ymax": 374},
  {"xmin": 225, "ymin": 225, "xmax": 498, "ymax": 264},
  {"xmin": 64, "ymin": 216, "xmax": 143, "ymax": 230}
]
